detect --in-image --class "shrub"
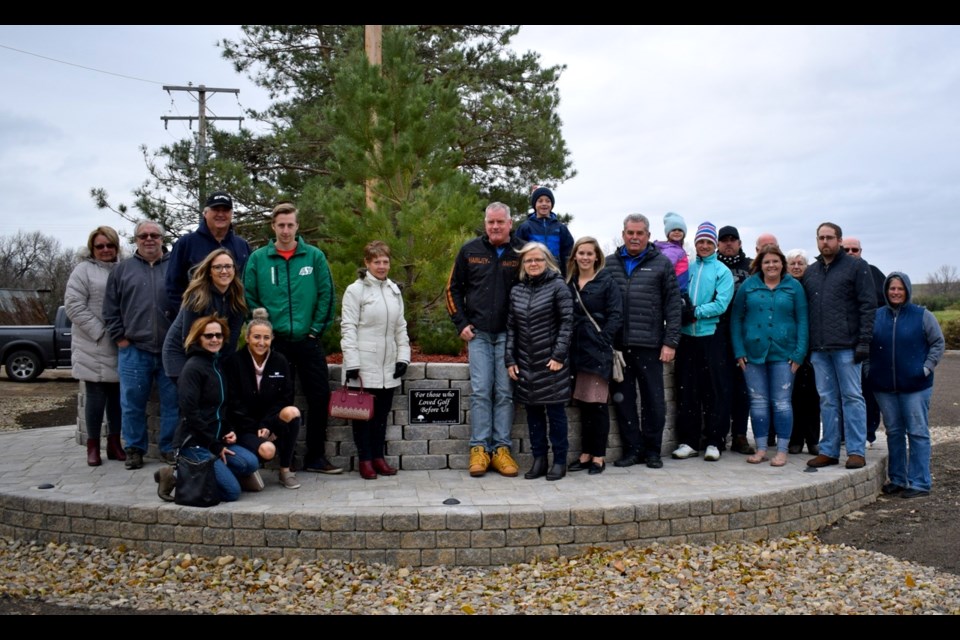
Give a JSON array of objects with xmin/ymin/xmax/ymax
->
[{"xmin": 942, "ymin": 318, "xmax": 960, "ymax": 350}]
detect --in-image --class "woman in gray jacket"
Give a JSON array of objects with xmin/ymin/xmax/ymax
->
[
  {"xmin": 341, "ymin": 241, "xmax": 411, "ymax": 480},
  {"xmin": 65, "ymin": 226, "xmax": 124, "ymax": 466}
]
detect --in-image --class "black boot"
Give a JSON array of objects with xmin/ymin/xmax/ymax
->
[
  {"xmin": 524, "ymin": 457, "xmax": 547, "ymax": 480},
  {"xmin": 546, "ymin": 462, "xmax": 566, "ymax": 481}
]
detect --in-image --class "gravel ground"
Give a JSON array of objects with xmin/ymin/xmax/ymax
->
[
  {"xmin": 1, "ymin": 534, "xmax": 958, "ymax": 614},
  {"xmin": 1, "ymin": 427, "xmax": 957, "ymax": 615}
]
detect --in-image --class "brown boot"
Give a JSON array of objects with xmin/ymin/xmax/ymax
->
[
  {"xmin": 86, "ymin": 438, "xmax": 102, "ymax": 467},
  {"xmin": 106, "ymin": 434, "xmax": 126, "ymax": 461}
]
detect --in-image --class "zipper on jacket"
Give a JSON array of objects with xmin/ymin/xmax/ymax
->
[
  {"xmin": 890, "ymin": 308, "xmax": 899, "ymax": 393},
  {"xmin": 285, "ymin": 259, "xmax": 294, "ymax": 338},
  {"xmin": 214, "ymin": 355, "xmax": 225, "ymax": 439}
]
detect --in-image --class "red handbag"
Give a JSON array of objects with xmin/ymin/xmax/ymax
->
[{"xmin": 328, "ymin": 377, "xmax": 375, "ymax": 421}]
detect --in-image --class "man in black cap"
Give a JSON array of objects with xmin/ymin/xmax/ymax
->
[
  {"xmin": 715, "ymin": 225, "xmax": 755, "ymax": 455},
  {"xmin": 166, "ymin": 190, "xmax": 252, "ymax": 310}
]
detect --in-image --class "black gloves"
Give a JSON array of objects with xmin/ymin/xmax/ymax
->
[
  {"xmin": 345, "ymin": 368, "xmax": 360, "ymax": 382},
  {"xmin": 854, "ymin": 342, "xmax": 870, "ymax": 364},
  {"xmin": 394, "ymin": 362, "xmax": 408, "ymax": 379},
  {"xmin": 680, "ymin": 292, "xmax": 696, "ymax": 325}
]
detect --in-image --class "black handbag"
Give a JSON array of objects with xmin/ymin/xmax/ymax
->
[{"xmin": 174, "ymin": 449, "xmax": 221, "ymax": 508}]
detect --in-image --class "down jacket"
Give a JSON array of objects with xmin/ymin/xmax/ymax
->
[
  {"xmin": 505, "ymin": 270, "xmax": 574, "ymax": 404},
  {"xmin": 64, "ymin": 257, "xmax": 119, "ymax": 383},
  {"xmin": 569, "ymin": 270, "xmax": 622, "ymax": 379},
  {"xmin": 802, "ymin": 249, "xmax": 876, "ymax": 351},
  {"xmin": 340, "ymin": 272, "xmax": 411, "ymax": 390},
  {"xmin": 603, "ymin": 244, "xmax": 682, "ymax": 350}
]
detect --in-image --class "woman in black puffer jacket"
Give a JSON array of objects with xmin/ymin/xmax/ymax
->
[{"xmin": 506, "ymin": 242, "xmax": 574, "ymax": 481}]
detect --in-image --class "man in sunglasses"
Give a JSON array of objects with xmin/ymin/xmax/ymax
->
[
  {"xmin": 841, "ymin": 236, "xmax": 887, "ymax": 446},
  {"xmin": 103, "ymin": 220, "xmax": 180, "ymax": 470}
]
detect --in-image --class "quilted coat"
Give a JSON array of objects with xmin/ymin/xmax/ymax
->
[{"xmin": 505, "ymin": 270, "xmax": 574, "ymax": 404}]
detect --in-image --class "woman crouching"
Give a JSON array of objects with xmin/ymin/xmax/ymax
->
[
  {"xmin": 154, "ymin": 315, "xmax": 261, "ymax": 502},
  {"xmin": 224, "ymin": 308, "xmax": 302, "ymax": 489}
]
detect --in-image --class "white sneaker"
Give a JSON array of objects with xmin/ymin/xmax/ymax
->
[
  {"xmin": 704, "ymin": 446, "xmax": 721, "ymax": 462},
  {"xmin": 671, "ymin": 444, "xmax": 698, "ymax": 459}
]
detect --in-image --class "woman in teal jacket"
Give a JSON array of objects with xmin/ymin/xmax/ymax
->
[
  {"xmin": 672, "ymin": 222, "xmax": 734, "ymax": 462},
  {"xmin": 730, "ymin": 244, "xmax": 808, "ymax": 467}
]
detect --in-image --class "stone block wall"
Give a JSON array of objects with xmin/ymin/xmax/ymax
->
[{"xmin": 78, "ymin": 363, "xmax": 680, "ymax": 471}]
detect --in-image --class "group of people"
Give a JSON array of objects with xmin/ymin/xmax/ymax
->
[
  {"xmin": 67, "ymin": 185, "xmax": 945, "ymax": 502},
  {"xmin": 447, "ymin": 188, "xmax": 945, "ymax": 498},
  {"xmin": 67, "ymin": 193, "xmax": 411, "ymax": 503}
]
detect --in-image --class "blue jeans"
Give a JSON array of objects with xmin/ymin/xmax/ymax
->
[
  {"xmin": 468, "ymin": 331, "xmax": 514, "ymax": 451},
  {"xmin": 118, "ymin": 346, "xmax": 179, "ymax": 454},
  {"xmin": 875, "ymin": 388, "xmax": 933, "ymax": 492},
  {"xmin": 179, "ymin": 445, "xmax": 260, "ymax": 502},
  {"xmin": 526, "ymin": 403, "xmax": 568, "ymax": 460},
  {"xmin": 743, "ymin": 361, "xmax": 795, "ymax": 453},
  {"xmin": 810, "ymin": 349, "xmax": 866, "ymax": 459}
]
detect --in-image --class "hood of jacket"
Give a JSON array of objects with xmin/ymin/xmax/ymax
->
[{"xmin": 883, "ymin": 271, "xmax": 912, "ymax": 308}]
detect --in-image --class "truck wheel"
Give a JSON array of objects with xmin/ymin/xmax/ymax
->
[{"xmin": 4, "ymin": 349, "xmax": 43, "ymax": 382}]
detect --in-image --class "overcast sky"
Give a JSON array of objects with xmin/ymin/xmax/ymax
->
[{"xmin": 1, "ymin": 25, "xmax": 958, "ymax": 281}]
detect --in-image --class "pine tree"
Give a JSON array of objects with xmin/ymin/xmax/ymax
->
[{"xmin": 299, "ymin": 30, "xmax": 482, "ymax": 351}]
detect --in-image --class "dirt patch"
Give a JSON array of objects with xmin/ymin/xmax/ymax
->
[
  {"xmin": 0, "ymin": 370, "xmax": 78, "ymax": 430},
  {"xmin": 818, "ymin": 438, "xmax": 960, "ymax": 576}
]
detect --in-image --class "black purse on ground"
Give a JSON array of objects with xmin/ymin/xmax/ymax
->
[{"xmin": 175, "ymin": 448, "xmax": 221, "ymax": 508}]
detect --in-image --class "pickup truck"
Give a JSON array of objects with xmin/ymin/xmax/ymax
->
[{"xmin": 0, "ymin": 306, "xmax": 72, "ymax": 381}]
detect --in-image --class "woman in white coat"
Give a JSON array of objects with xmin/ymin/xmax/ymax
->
[
  {"xmin": 64, "ymin": 226, "xmax": 124, "ymax": 466},
  {"xmin": 340, "ymin": 241, "xmax": 411, "ymax": 480}
]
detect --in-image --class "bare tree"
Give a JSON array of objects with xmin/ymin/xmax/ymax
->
[
  {"xmin": 927, "ymin": 264, "xmax": 960, "ymax": 296},
  {"xmin": 0, "ymin": 231, "xmax": 79, "ymax": 321}
]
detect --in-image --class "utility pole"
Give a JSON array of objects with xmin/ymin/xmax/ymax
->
[
  {"xmin": 364, "ymin": 26, "xmax": 382, "ymax": 211},
  {"xmin": 161, "ymin": 84, "xmax": 243, "ymax": 212}
]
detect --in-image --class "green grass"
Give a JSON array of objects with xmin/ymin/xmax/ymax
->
[{"xmin": 933, "ymin": 309, "xmax": 960, "ymax": 324}]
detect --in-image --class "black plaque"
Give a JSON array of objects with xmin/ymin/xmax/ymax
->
[{"xmin": 408, "ymin": 389, "xmax": 460, "ymax": 424}]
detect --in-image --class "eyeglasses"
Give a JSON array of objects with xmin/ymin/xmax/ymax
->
[
  {"xmin": 136, "ymin": 233, "xmax": 162, "ymax": 240},
  {"xmin": 93, "ymin": 243, "xmax": 117, "ymax": 250},
  {"xmin": 211, "ymin": 264, "xmax": 235, "ymax": 272},
  {"xmin": 523, "ymin": 258, "xmax": 546, "ymax": 264},
  {"xmin": 201, "ymin": 332, "xmax": 223, "ymax": 340},
  {"xmin": 844, "ymin": 247, "xmax": 861, "ymax": 254}
]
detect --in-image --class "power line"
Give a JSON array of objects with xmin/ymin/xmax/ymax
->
[{"xmin": 0, "ymin": 42, "xmax": 166, "ymax": 85}]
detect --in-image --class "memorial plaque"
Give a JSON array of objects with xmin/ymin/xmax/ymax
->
[{"xmin": 408, "ymin": 389, "xmax": 460, "ymax": 424}]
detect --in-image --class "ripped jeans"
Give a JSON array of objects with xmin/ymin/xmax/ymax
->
[{"xmin": 743, "ymin": 361, "xmax": 795, "ymax": 453}]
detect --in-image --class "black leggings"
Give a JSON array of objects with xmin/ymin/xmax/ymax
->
[
  {"xmin": 237, "ymin": 414, "xmax": 301, "ymax": 468},
  {"xmin": 352, "ymin": 387, "xmax": 396, "ymax": 461}
]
